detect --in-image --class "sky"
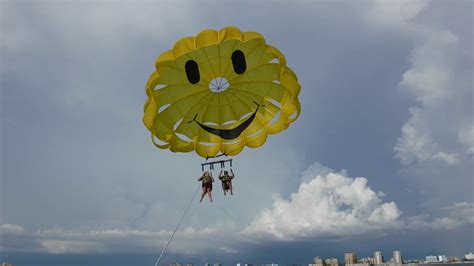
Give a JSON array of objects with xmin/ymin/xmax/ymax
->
[{"xmin": 1, "ymin": 0, "xmax": 473, "ymax": 265}]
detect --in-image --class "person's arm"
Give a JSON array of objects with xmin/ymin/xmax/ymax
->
[
  {"xmin": 230, "ymin": 169, "xmax": 235, "ymax": 178},
  {"xmin": 198, "ymin": 174, "xmax": 203, "ymax": 181}
]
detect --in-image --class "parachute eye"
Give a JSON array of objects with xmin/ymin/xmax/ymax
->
[
  {"xmin": 231, "ymin": 50, "xmax": 246, "ymax": 74},
  {"xmin": 185, "ymin": 60, "xmax": 200, "ymax": 84}
]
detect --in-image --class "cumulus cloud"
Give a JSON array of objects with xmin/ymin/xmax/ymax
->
[
  {"xmin": 243, "ymin": 165, "xmax": 402, "ymax": 240},
  {"xmin": 373, "ymin": 0, "xmax": 473, "ymax": 167},
  {"xmin": 243, "ymin": 162, "xmax": 474, "ymax": 241},
  {"xmin": 365, "ymin": 0, "xmax": 474, "ymax": 212},
  {"xmin": 394, "ymin": 107, "xmax": 459, "ymax": 165}
]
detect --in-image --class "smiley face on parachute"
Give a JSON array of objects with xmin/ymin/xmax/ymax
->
[{"xmin": 143, "ymin": 26, "xmax": 301, "ymax": 158}]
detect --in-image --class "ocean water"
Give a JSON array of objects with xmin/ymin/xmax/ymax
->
[
  {"xmin": 0, "ymin": 254, "xmax": 158, "ymax": 266},
  {"xmin": 0, "ymin": 252, "xmax": 264, "ymax": 265}
]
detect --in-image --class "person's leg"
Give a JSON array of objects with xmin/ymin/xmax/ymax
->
[
  {"xmin": 222, "ymin": 182, "xmax": 226, "ymax": 195},
  {"xmin": 199, "ymin": 187, "xmax": 206, "ymax": 203},
  {"xmin": 229, "ymin": 182, "xmax": 233, "ymax": 195},
  {"xmin": 208, "ymin": 188, "xmax": 213, "ymax": 202}
]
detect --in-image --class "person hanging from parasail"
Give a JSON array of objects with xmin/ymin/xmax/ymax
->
[
  {"xmin": 219, "ymin": 169, "xmax": 235, "ymax": 196},
  {"xmin": 198, "ymin": 171, "xmax": 214, "ymax": 203}
]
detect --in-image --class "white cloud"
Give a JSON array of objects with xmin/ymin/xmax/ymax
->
[
  {"xmin": 0, "ymin": 223, "xmax": 25, "ymax": 234},
  {"xmin": 377, "ymin": 1, "xmax": 473, "ymax": 167},
  {"xmin": 459, "ymin": 125, "xmax": 474, "ymax": 157},
  {"xmin": 299, "ymin": 162, "xmax": 347, "ymax": 184},
  {"xmin": 242, "ymin": 165, "xmax": 402, "ymax": 240},
  {"xmin": 399, "ymin": 28, "xmax": 458, "ymax": 106},
  {"xmin": 369, "ymin": 0, "xmax": 429, "ymax": 28},
  {"xmin": 406, "ymin": 202, "xmax": 474, "ymax": 230},
  {"xmin": 40, "ymin": 240, "xmax": 103, "ymax": 254},
  {"xmin": 242, "ymin": 162, "xmax": 474, "ymax": 241},
  {"xmin": 369, "ymin": 0, "xmax": 473, "ymax": 168},
  {"xmin": 0, "ymin": 225, "xmax": 231, "ymax": 254},
  {"xmin": 394, "ymin": 108, "xmax": 459, "ymax": 165}
]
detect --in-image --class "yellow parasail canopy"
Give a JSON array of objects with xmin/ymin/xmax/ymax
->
[{"xmin": 143, "ymin": 26, "xmax": 301, "ymax": 158}]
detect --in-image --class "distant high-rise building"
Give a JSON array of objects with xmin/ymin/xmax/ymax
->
[
  {"xmin": 426, "ymin": 256, "xmax": 438, "ymax": 263},
  {"xmin": 314, "ymin": 257, "xmax": 324, "ymax": 266},
  {"xmin": 393, "ymin": 250, "xmax": 402, "ymax": 264},
  {"xmin": 345, "ymin": 252, "xmax": 357, "ymax": 265},
  {"xmin": 169, "ymin": 263, "xmax": 181, "ymax": 266},
  {"xmin": 465, "ymin": 252, "xmax": 474, "ymax": 261},
  {"xmin": 185, "ymin": 264, "xmax": 193, "ymax": 266},
  {"xmin": 213, "ymin": 264, "xmax": 222, "ymax": 266},
  {"xmin": 374, "ymin": 251, "xmax": 384, "ymax": 265},
  {"xmin": 204, "ymin": 263, "xmax": 212, "ymax": 266},
  {"xmin": 1, "ymin": 263, "xmax": 13, "ymax": 266},
  {"xmin": 447, "ymin": 256, "xmax": 461, "ymax": 262},
  {"xmin": 313, "ymin": 256, "xmax": 339, "ymax": 266}
]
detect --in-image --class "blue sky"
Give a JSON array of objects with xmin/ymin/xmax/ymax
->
[{"xmin": 1, "ymin": 0, "xmax": 473, "ymax": 264}]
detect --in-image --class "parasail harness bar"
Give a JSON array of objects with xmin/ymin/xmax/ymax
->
[{"xmin": 201, "ymin": 158, "xmax": 233, "ymax": 171}]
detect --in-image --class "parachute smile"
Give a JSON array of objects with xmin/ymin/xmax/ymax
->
[
  {"xmin": 191, "ymin": 106, "xmax": 260, "ymax": 140},
  {"xmin": 197, "ymin": 110, "xmax": 256, "ymax": 140}
]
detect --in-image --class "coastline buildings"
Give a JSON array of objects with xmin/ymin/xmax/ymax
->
[
  {"xmin": 466, "ymin": 253, "xmax": 474, "ymax": 261},
  {"xmin": 314, "ymin": 256, "xmax": 339, "ymax": 266},
  {"xmin": 345, "ymin": 252, "xmax": 358, "ymax": 266},
  {"xmin": 425, "ymin": 255, "xmax": 447, "ymax": 263},
  {"xmin": 393, "ymin": 251, "xmax": 402, "ymax": 264},
  {"xmin": 374, "ymin": 252, "xmax": 384, "ymax": 265},
  {"xmin": 309, "ymin": 249, "xmax": 474, "ymax": 266},
  {"xmin": 122, "ymin": 251, "xmax": 474, "ymax": 266}
]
